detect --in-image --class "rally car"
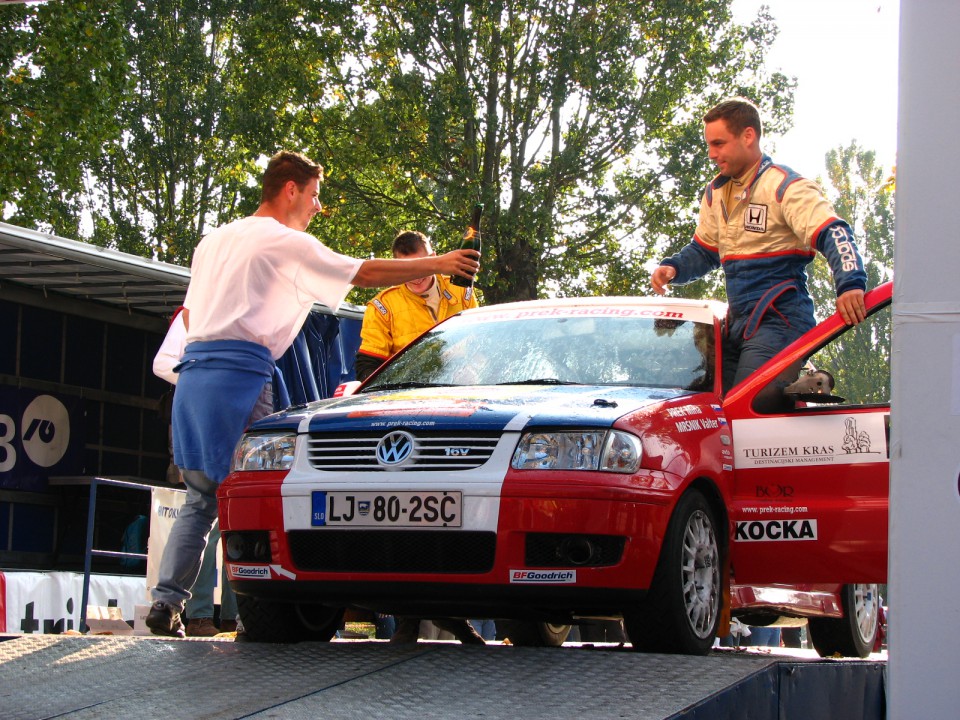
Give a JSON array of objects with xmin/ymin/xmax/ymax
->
[{"xmin": 218, "ymin": 282, "xmax": 891, "ymax": 656}]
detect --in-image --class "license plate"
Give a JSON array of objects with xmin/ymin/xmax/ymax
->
[{"xmin": 311, "ymin": 491, "xmax": 462, "ymax": 527}]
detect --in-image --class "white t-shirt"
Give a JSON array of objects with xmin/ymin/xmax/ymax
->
[
  {"xmin": 183, "ymin": 216, "xmax": 362, "ymax": 359},
  {"xmin": 153, "ymin": 311, "xmax": 187, "ymax": 384}
]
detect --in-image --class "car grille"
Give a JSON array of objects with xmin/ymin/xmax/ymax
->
[
  {"xmin": 305, "ymin": 432, "xmax": 502, "ymax": 471},
  {"xmin": 288, "ymin": 530, "xmax": 496, "ymax": 573}
]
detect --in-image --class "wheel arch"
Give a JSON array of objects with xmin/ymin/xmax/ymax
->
[{"xmin": 685, "ymin": 476, "xmax": 729, "ymax": 554}]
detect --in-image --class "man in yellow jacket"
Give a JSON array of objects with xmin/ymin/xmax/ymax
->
[
  {"xmin": 355, "ymin": 230, "xmax": 479, "ymax": 381},
  {"xmin": 355, "ymin": 229, "xmax": 486, "ymax": 645}
]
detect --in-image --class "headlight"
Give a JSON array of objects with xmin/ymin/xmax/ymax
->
[
  {"xmin": 232, "ymin": 433, "xmax": 297, "ymax": 472},
  {"xmin": 511, "ymin": 430, "xmax": 641, "ymax": 473}
]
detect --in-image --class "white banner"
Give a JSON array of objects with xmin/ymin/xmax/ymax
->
[
  {"xmin": 0, "ymin": 570, "xmax": 144, "ymax": 634},
  {"xmin": 146, "ymin": 486, "xmax": 222, "ymax": 605},
  {"xmin": 146, "ymin": 487, "xmax": 186, "ymax": 603}
]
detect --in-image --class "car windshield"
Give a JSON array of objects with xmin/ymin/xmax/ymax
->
[{"xmin": 364, "ymin": 310, "xmax": 715, "ymax": 391}]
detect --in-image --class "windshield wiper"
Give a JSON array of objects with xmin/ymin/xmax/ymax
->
[
  {"xmin": 498, "ymin": 378, "xmax": 580, "ymax": 386},
  {"xmin": 364, "ymin": 381, "xmax": 455, "ymax": 391}
]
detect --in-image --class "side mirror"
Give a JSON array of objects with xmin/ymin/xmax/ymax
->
[{"xmin": 783, "ymin": 369, "xmax": 845, "ymax": 404}]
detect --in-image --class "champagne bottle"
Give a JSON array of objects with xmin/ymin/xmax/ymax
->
[{"xmin": 450, "ymin": 203, "xmax": 483, "ymax": 288}]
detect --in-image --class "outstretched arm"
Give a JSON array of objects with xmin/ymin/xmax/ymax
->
[
  {"xmin": 651, "ymin": 238, "xmax": 721, "ymax": 295},
  {"xmin": 352, "ymin": 249, "xmax": 480, "ymax": 288}
]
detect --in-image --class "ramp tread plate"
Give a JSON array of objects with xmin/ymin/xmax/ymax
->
[{"xmin": 0, "ymin": 635, "xmax": 778, "ymax": 719}]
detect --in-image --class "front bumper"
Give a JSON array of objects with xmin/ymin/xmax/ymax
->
[{"xmin": 220, "ymin": 471, "xmax": 677, "ymax": 619}]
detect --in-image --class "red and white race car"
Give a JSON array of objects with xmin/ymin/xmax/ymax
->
[{"xmin": 219, "ymin": 282, "xmax": 891, "ymax": 656}]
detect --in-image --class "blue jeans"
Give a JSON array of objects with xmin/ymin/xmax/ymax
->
[
  {"xmin": 745, "ymin": 626, "xmax": 781, "ymax": 647},
  {"xmin": 470, "ymin": 619, "xmax": 497, "ymax": 640},
  {"xmin": 184, "ymin": 521, "xmax": 237, "ymax": 621},
  {"xmin": 723, "ymin": 310, "xmax": 812, "ymax": 393},
  {"xmin": 152, "ymin": 469, "xmax": 219, "ymax": 611},
  {"xmin": 153, "ymin": 382, "xmax": 273, "ymax": 612},
  {"xmin": 721, "ymin": 625, "xmax": 781, "ymax": 647}
]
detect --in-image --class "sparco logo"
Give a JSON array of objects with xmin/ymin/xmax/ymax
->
[
  {"xmin": 735, "ymin": 519, "xmax": 818, "ymax": 541},
  {"xmin": 829, "ymin": 226, "xmax": 859, "ymax": 272},
  {"xmin": 376, "ymin": 430, "xmax": 415, "ymax": 466}
]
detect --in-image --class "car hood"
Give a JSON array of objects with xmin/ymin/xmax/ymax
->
[{"xmin": 252, "ymin": 384, "xmax": 690, "ymax": 434}]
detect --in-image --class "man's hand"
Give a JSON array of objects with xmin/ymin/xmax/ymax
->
[
  {"xmin": 651, "ymin": 265, "xmax": 676, "ymax": 295},
  {"xmin": 836, "ymin": 288, "xmax": 867, "ymax": 325},
  {"xmin": 437, "ymin": 249, "xmax": 480, "ymax": 281}
]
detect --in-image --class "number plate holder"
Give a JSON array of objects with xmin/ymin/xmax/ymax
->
[{"xmin": 311, "ymin": 491, "xmax": 462, "ymax": 527}]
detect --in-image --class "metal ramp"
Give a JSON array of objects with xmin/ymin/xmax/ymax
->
[{"xmin": 0, "ymin": 635, "xmax": 884, "ymax": 719}]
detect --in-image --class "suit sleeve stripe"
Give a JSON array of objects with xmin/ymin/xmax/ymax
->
[
  {"xmin": 721, "ymin": 248, "xmax": 816, "ymax": 261},
  {"xmin": 692, "ymin": 234, "xmax": 720, "ymax": 253},
  {"xmin": 809, "ymin": 216, "xmax": 841, "ymax": 246}
]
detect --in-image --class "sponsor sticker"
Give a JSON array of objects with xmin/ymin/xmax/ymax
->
[
  {"xmin": 732, "ymin": 414, "xmax": 888, "ymax": 469},
  {"xmin": 666, "ymin": 404, "xmax": 703, "ymax": 418},
  {"xmin": 734, "ymin": 519, "xmax": 818, "ymax": 542},
  {"xmin": 744, "ymin": 203, "xmax": 768, "ymax": 233},
  {"xmin": 510, "ymin": 569, "xmax": 577, "ymax": 584},
  {"xmin": 229, "ymin": 564, "xmax": 271, "ymax": 579},
  {"xmin": 674, "ymin": 417, "xmax": 721, "ymax": 433},
  {"xmin": 755, "ymin": 484, "xmax": 794, "ymax": 499}
]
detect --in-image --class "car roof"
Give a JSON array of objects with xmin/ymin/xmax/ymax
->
[{"xmin": 460, "ymin": 295, "xmax": 727, "ymax": 325}]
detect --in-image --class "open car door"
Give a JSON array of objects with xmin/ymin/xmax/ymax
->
[{"xmin": 724, "ymin": 282, "xmax": 892, "ymax": 585}]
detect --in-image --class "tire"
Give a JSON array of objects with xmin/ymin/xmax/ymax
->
[
  {"xmin": 624, "ymin": 489, "xmax": 721, "ymax": 655},
  {"xmin": 808, "ymin": 583, "xmax": 879, "ymax": 658},
  {"xmin": 237, "ymin": 594, "xmax": 344, "ymax": 643},
  {"xmin": 501, "ymin": 620, "xmax": 572, "ymax": 647}
]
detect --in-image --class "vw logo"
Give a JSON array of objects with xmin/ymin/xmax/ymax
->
[{"xmin": 376, "ymin": 430, "xmax": 415, "ymax": 466}]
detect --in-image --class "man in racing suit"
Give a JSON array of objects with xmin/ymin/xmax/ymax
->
[
  {"xmin": 355, "ymin": 230, "xmax": 479, "ymax": 381},
  {"xmin": 651, "ymin": 98, "xmax": 868, "ymax": 393}
]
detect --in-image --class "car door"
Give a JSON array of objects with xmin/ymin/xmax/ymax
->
[{"xmin": 724, "ymin": 283, "xmax": 892, "ymax": 585}]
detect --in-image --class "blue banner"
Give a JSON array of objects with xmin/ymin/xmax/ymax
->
[{"xmin": 0, "ymin": 388, "xmax": 83, "ymax": 491}]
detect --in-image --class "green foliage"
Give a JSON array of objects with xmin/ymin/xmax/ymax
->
[
  {"xmin": 806, "ymin": 143, "xmax": 895, "ymax": 404},
  {"xmin": 813, "ymin": 143, "xmax": 896, "ymax": 306},
  {"xmin": 322, "ymin": 1, "xmax": 795, "ymax": 304},
  {"xmin": 84, "ymin": 0, "xmax": 358, "ymax": 263},
  {"xmin": 0, "ymin": 1, "xmax": 128, "ymax": 237},
  {"xmin": 2, "ymin": 0, "xmax": 356, "ymax": 264},
  {"xmin": 3, "ymin": 0, "xmax": 793, "ymax": 304}
]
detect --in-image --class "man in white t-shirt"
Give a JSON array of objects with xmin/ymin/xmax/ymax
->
[{"xmin": 146, "ymin": 151, "xmax": 480, "ymax": 638}]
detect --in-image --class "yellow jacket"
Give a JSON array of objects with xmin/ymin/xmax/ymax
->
[{"xmin": 355, "ymin": 276, "xmax": 478, "ymax": 379}]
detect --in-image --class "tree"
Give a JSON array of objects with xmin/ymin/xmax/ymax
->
[
  {"xmin": 3, "ymin": 1, "xmax": 794, "ymax": 304},
  {"xmin": 1, "ymin": 0, "xmax": 359, "ymax": 264},
  {"xmin": 0, "ymin": 1, "xmax": 128, "ymax": 239},
  {"xmin": 807, "ymin": 143, "xmax": 895, "ymax": 404},
  {"xmin": 314, "ymin": 0, "xmax": 795, "ymax": 304},
  {"xmin": 85, "ymin": 0, "xmax": 360, "ymax": 263},
  {"xmin": 813, "ymin": 143, "xmax": 895, "ymax": 305}
]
